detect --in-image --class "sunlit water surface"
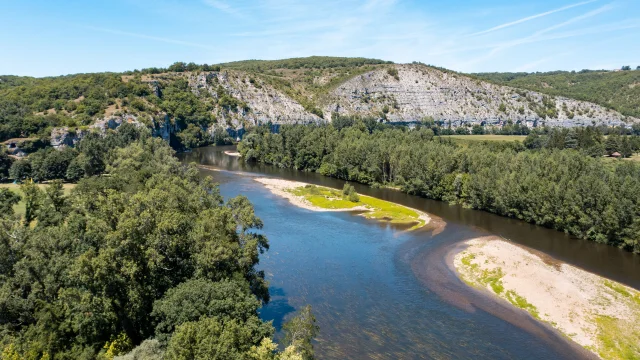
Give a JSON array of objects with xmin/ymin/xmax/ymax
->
[{"xmin": 179, "ymin": 146, "xmax": 640, "ymax": 360}]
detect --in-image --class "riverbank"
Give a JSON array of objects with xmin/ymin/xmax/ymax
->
[
  {"xmin": 255, "ymin": 177, "xmax": 431, "ymax": 230},
  {"xmin": 453, "ymin": 237, "xmax": 640, "ymax": 359}
]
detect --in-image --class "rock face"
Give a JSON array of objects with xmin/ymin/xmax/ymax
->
[
  {"xmin": 188, "ymin": 72, "xmax": 322, "ymax": 128},
  {"xmin": 151, "ymin": 114, "xmax": 180, "ymax": 141},
  {"xmin": 91, "ymin": 114, "xmax": 145, "ymax": 133},
  {"xmin": 51, "ymin": 114, "xmax": 146, "ymax": 148},
  {"xmin": 50, "ymin": 127, "xmax": 89, "ymax": 149},
  {"xmin": 325, "ymin": 64, "xmax": 634, "ymax": 127}
]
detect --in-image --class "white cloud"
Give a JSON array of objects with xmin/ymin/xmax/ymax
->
[
  {"xmin": 470, "ymin": 0, "xmax": 598, "ymax": 36},
  {"xmin": 202, "ymin": 0, "xmax": 242, "ymax": 16}
]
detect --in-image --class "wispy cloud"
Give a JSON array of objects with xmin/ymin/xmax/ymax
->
[
  {"xmin": 82, "ymin": 25, "xmax": 215, "ymax": 50},
  {"xmin": 531, "ymin": 3, "xmax": 614, "ymax": 37},
  {"xmin": 470, "ymin": 0, "xmax": 598, "ymax": 36},
  {"xmin": 202, "ymin": 0, "xmax": 242, "ymax": 16}
]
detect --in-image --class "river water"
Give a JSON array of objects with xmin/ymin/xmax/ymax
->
[{"xmin": 179, "ymin": 146, "xmax": 640, "ymax": 360}]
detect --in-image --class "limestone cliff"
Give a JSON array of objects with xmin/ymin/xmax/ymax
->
[{"xmin": 324, "ymin": 64, "xmax": 633, "ymax": 127}]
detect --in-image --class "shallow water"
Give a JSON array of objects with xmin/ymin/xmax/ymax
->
[{"xmin": 179, "ymin": 146, "xmax": 640, "ymax": 359}]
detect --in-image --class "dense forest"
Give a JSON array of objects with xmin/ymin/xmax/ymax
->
[
  {"xmin": 0, "ymin": 126, "xmax": 318, "ymax": 359},
  {"xmin": 239, "ymin": 119, "xmax": 640, "ymax": 253},
  {"xmin": 473, "ymin": 69, "xmax": 640, "ymax": 118}
]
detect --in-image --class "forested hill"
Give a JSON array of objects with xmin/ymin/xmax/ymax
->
[
  {"xmin": 472, "ymin": 69, "xmax": 640, "ymax": 118},
  {"xmin": 0, "ymin": 57, "xmax": 637, "ymax": 149}
]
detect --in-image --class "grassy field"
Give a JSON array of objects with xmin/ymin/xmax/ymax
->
[
  {"xmin": 439, "ymin": 135, "xmax": 528, "ymax": 142},
  {"xmin": 623, "ymin": 154, "xmax": 640, "ymax": 162},
  {"xmin": 288, "ymin": 184, "xmax": 426, "ymax": 229},
  {"xmin": 0, "ymin": 183, "xmax": 76, "ymax": 216}
]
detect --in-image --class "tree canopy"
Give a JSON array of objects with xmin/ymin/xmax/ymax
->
[{"xmin": 0, "ymin": 131, "xmax": 316, "ymax": 359}]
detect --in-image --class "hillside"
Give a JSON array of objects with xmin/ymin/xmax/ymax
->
[
  {"xmin": 0, "ymin": 57, "xmax": 636, "ymax": 148},
  {"xmin": 473, "ymin": 69, "xmax": 640, "ymax": 118},
  {"xmin": 323, "ymin": 64, "xmax": 630, "ymax": 126}
]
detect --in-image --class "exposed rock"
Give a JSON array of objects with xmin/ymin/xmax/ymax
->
[
  {"xmin": 50, "ymin": 127, "xmax": 89, "ymax": 149},
  {"xmin": 187, "ymin": 71, "xmax": 323, "ymax": 128},
  {"xmin": 51, "ymin": 114, "xmax": 145, "ymax": 149},
  {"xmin": 151, "ymin": 114, "xmax": 180, "ymax": 141},
  {"xmin": 325, "ymin": 64, "xmax": 636, "ymax": 127},
  {"xmin": 91, "ymin": 114, "xmax": 144, "ymax": 133}
]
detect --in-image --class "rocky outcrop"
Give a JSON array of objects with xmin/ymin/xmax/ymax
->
[
  {"xmin": 325, "ymin": 64, "xmax": 635, "ymax": 127},
  {"xmin": 51, "ymin": 114, "xmax": 145, "ymax": 149},
  {"xmin": 151, "ymin": 114, "xmax": 180, "ymax": 141},
  {"xmin": 91, "ymin": 114, "xmax": 145, "ymax": 133},
  {"xmin": 188, "ymin": 72, "xmax": 323, "ymax": 128},
  {"xmin": 50, "ymin": 127, "xmax": 89, "ymax": 149}
]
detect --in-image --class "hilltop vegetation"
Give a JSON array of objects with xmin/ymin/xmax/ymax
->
[
  {"xmin": 474, "ymin": 69, "xmax": 640, "ymax": 118},
  {"xmin": 1, "ymin": 57, "xmax": 637, "ymax": 153},
  {"xmin": 218, "ymin": 56, "xmax": 392, "ymax": 71}
]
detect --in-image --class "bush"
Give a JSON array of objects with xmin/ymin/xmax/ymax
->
[
  {"xmin": 342, "ymin": 183, "xmax": 360, "ymax": 202},
  {"xmin": 387, "ymin": 67, "xmax": 399, "ymax": 80}
]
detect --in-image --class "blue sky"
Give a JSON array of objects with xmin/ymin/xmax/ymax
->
[{"xmin": 1, "ymin": 0, "xmax": 639, "ymax": 77}]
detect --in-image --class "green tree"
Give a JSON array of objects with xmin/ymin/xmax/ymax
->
[
  {"xmin": 282, "ymin": 305, "xmax": 319, "ymax": 360},
  {"xmin": 472, "ymin": 124, "xmax": 485, "ymax": 135},
  {"xmin": 605, "ymin": 135, "xmax": 620, "ymax": 156},
  {"xmin": 621, "ymin": 137, "xmax": 633, "ymax": 158},
  {"xmin": 20, "ymin": 180, "xmax": 42, "ymax": 225},
  {"xmin": 0, "ymin": 152, "xmax": 14, "ymax": 180},
  {"xmin": 9, "ymin": 159, "xmax": 31, "ymax": 181},
  {"xmin": 564, "ymin": 130, "xmax": 578, "ymax": 149},
  {"xmin": 164, "ymin": 317, "xmax": 270, "ymax": 360},
  {"xmin": 152, "ymin": 279, "xmax": 267, "ymax": 343},
  {"xmin": 524, "ymin": 133, "xmax": 542, "ymax": 149},
  {"xmin": 0, "ymin": 188, "xmax": 20, "ymax": 216}
]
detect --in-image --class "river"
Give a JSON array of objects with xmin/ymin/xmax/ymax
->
[{"xmin": 179, "ymin": 145, "xmax": 640, "ymax": 360}]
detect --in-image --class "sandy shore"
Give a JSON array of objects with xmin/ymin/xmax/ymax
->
[
  {"xmin": 255, "ymin": 178, "xmax": 368, "ymax": 212},
  {"xmin": 224, "ymin": 150, "xmax": 241, "ymax": 157},
  {"xmin": 453, "ymin": 237, "xmax": 640, "ymax": 359},
  {"xmin": 254, "ymin": 177, "xmax": 432, "ymax": 228}
]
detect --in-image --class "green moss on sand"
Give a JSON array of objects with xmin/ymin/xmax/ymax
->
[
  {"xmin": 595, "ymin": 316, "xmax": 640, "ymax": 360},
  {"xmin": 288, "ymin": 184, "xmax": 426, "ymax": 229}
]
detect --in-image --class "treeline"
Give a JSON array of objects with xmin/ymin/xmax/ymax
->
[
  {"xmin": 124, "ymin": 62, "xmax": 222, "ymax": 75},
  {"xmin": 239, "ymin": 121, "xmax": 640, "ymax": 253},
  {"xmin": 0, "ymin": 128, "xmax": 317, "ymax": 359},
  {"xmin": 218, "ymin": 56, "xmax": 392, "ymax": 72},
  {"xmin": 472, "ymin": 70, "xmax": 640, "ymax": 118},
  {"xmin": 523, "ymin": 128, "xmax": 640, "ymax": 157}
]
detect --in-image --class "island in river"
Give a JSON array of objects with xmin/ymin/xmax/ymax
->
[
  {"xmin": 255, "ymin": 177, "xmax": 431, "ymax": 230},
  {"xmin": 453, "ymin": 237, "xmax": 640, "ymax": 359}
]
